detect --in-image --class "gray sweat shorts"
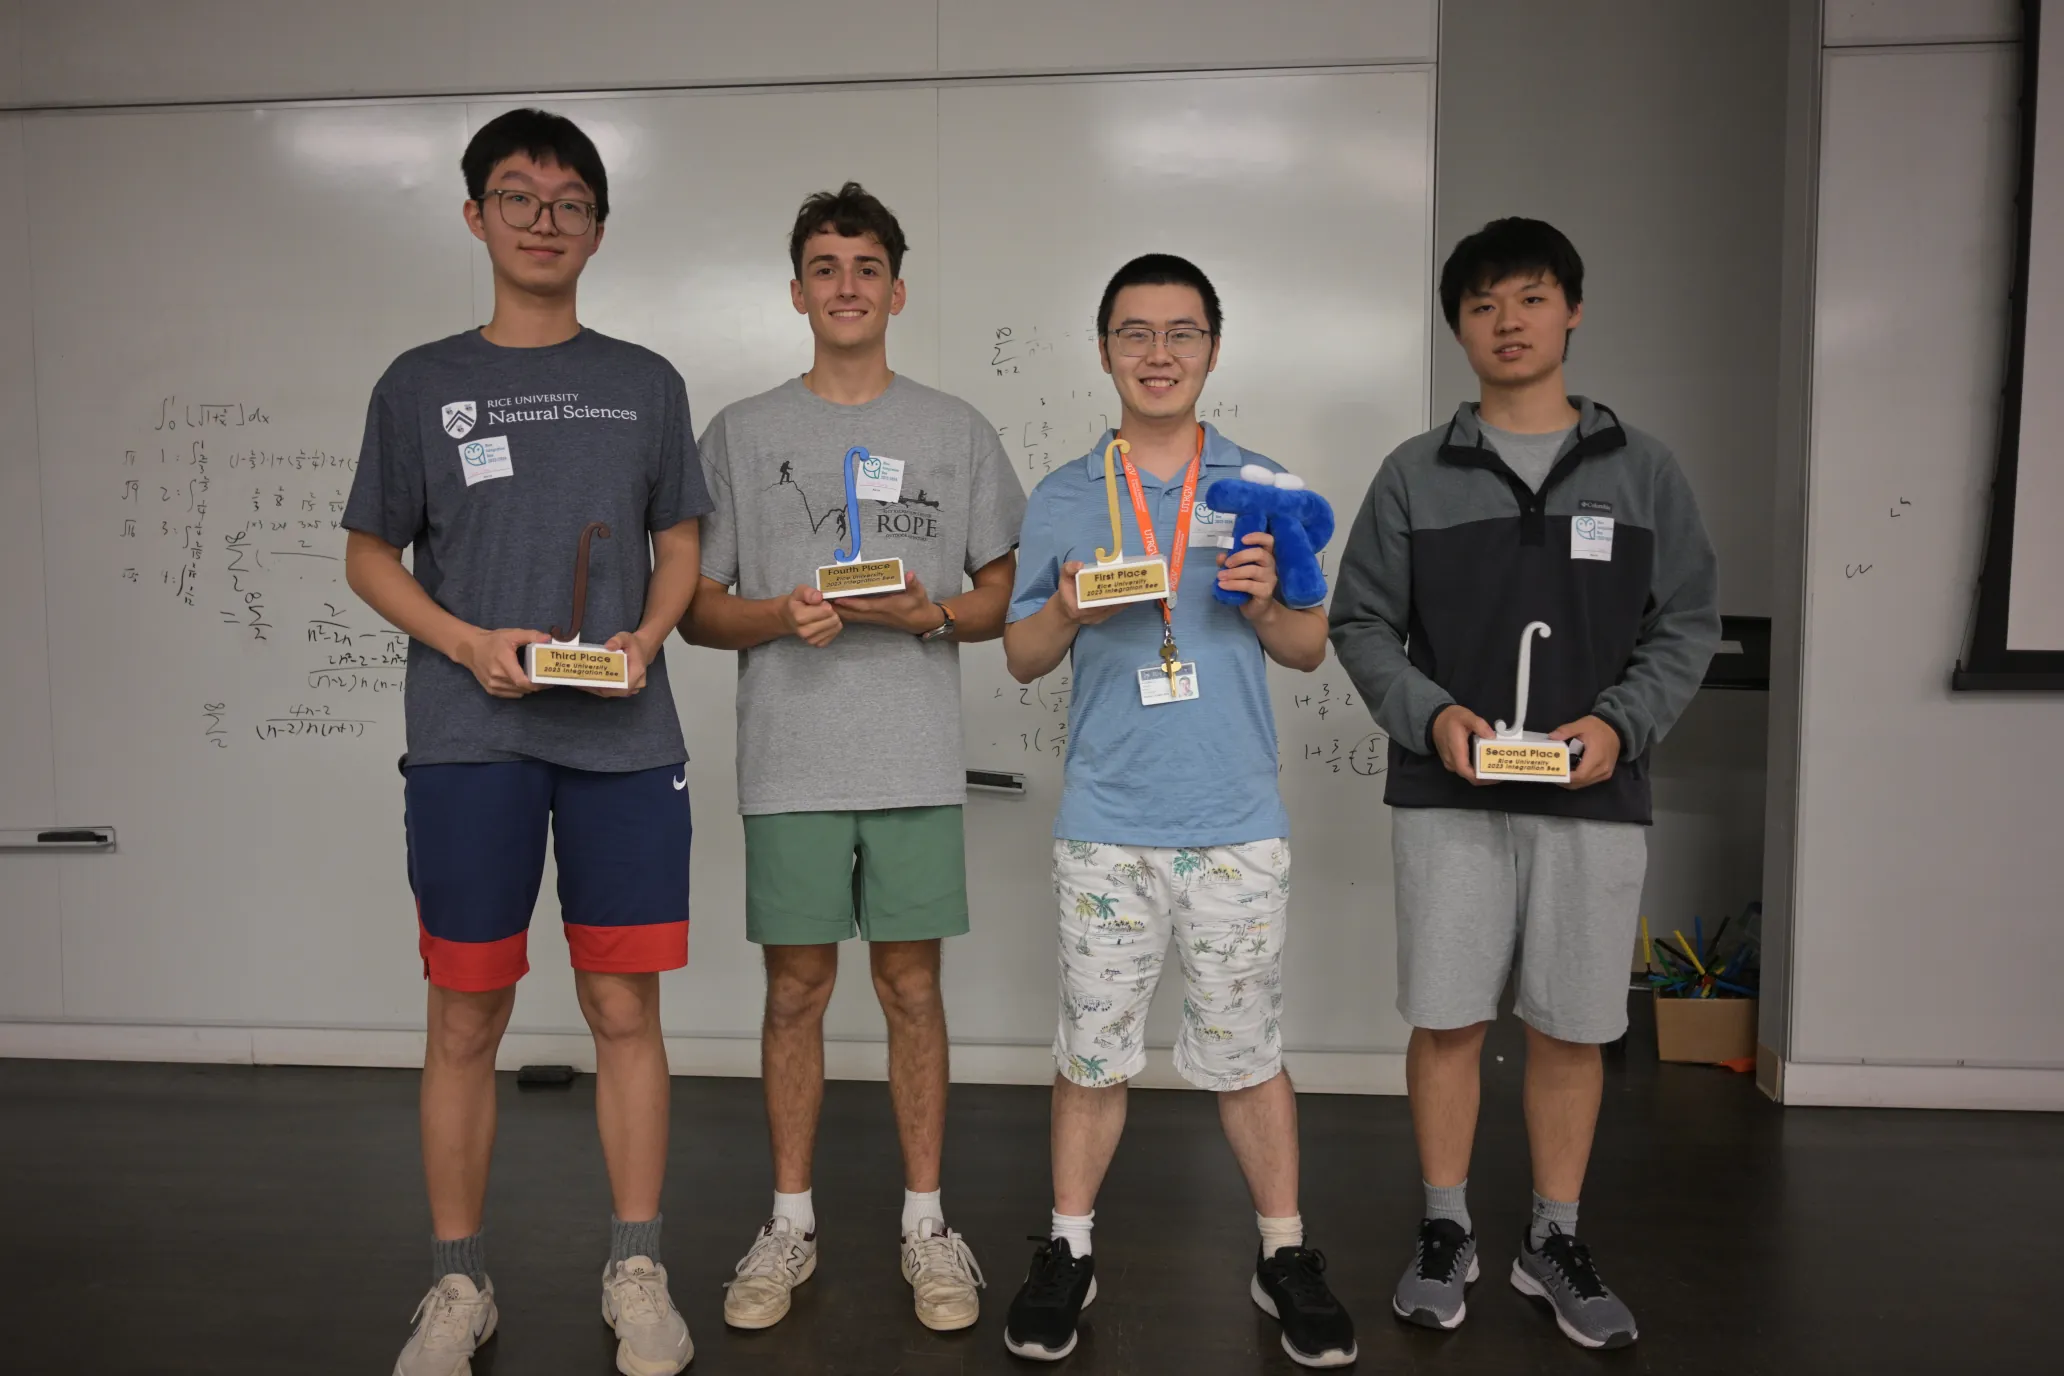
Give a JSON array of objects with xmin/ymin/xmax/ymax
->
[{"xmin": 1391, "ymin": 807, "xmax": 1646, "ymax": 1044}]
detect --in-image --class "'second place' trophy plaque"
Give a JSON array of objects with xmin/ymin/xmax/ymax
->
[
  {"xmin": 1074, "ymin": 438, "xmax": 1170, "ymax": 608},
  {"xmin": 816, "ymin": 444, "xmax": 908, "ymax": 599},
  {"xmin": 1473, "ymin": 620, "xmax": 1584, "ymax": 783},
  {"xmin": 525, "ymin": 520, "xmax": 632, "ymax": 689}
]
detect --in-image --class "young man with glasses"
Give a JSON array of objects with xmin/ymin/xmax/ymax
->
[
  {"xmin": 1330, "ymin": 219, "xmax": 1719, "ymax": 1350},
  {"xmin": 680, "ymin": 183, "xmax": 1022, "ymax": 1335},
  {"xmin": 998, "ymin": 255, "xmax": 1357, "ymax": 1369},
  {"xmin": 344, "ymin": 108, "xmax": 707, "ymax": 1376}
]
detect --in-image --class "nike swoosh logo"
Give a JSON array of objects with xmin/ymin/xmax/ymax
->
[{"xmin": 672, "ymin": 773, "xmax": 687, "ymax": 791}]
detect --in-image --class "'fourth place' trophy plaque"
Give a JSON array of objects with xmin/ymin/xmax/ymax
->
[
  {"xmin": 1074, "ymin": 438, "xmax": 1171, "ymax": 608},
  {"xmin": 525, "ymin": 520, "xmax": 632, "ymax": 689},
  {"xmin": 1473, "ymin": 620, "xmax": 1585, "ymax": 783},
  {"xmin": 816, "ymin": 445, "xmax": 908, "ymax": 599}
]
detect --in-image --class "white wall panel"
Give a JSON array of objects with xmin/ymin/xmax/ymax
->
[
  {"xmin": 1825, "ymin": 0, "xmax": 2019, "ymax": 45},
  {"xmin": 0, "ymin": 1, "xmax": 22, "ymax": 108},
  {"xmin": 939, "ymin": 0, "xmax": 1435, "ymax": 73},
  {"xmin": 1794, "ymin": 46, "xmax": 2063, "ymax": 1067},
  {"xmin": 0, "ymin": 111, "xmax": 61, "ymax": 1016},
  {"xmin": 12, "ymin": 0, "xmax": 937, "ymax": 108}
]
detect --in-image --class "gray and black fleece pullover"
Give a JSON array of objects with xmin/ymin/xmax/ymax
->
[{"xmin": 1328, "ymin": 398, "xmax": 1720, "ymax": 825}]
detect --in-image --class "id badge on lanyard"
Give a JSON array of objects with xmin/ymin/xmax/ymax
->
[{"xmin": 1121, "ymin": 426, "xmax": 1205, "ymax": 706}]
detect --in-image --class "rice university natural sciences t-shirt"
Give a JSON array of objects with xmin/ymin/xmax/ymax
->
[
  {"xmin": 698, "ymin": 376, "xmax": 1026, "ymax": 814},
  {"xmin": 343, "ymin": 328, "xmax": 712, "ymax": 772}
]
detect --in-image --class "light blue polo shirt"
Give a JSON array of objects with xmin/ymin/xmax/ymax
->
[{"xmin": 1008, "ymin": 423, "xmax": 1305, "ymax": 848}]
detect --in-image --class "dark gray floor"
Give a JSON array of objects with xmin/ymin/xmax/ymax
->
[{"xmin": 2, "ymin": 1006, "xmax": 2060, "ymax": 1374}]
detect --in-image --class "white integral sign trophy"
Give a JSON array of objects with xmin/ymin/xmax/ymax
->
[{"xmin": 1472, "ymin": 620, "xmax": 1586, "ymax": 783}]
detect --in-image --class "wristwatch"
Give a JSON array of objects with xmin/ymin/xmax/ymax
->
[{"xmin": 918, "ymin": 602, "xmax": 955, "ymax": 643}]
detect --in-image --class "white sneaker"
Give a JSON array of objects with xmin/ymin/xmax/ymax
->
[
  {"xmin": 601, "ymin": 1256, "xmax": 694, "ymax": 1375},
  {"xmin": 393, "ymin": 1274, "xmax": 497, "ymax": 1376},
  {"xmin": 723, "ymin": 1217, "xmax": 818, "ymax": 1330},
  {"xmin": 901, "ymin": 1219, "xmax": 985, "ymax": 1331}
]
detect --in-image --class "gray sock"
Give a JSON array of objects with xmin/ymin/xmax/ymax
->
[
  {"xmin": 1529, "ymin": 1192, "xmax": 1579, "ymax": 1249},
  {"xmin": 1423, "ymin": 1180, "xmax": 1472, "ymax": 1234},
  {"xmin": 431, "ymin": 1232, "xmax": 487, "ymax": 1289},
  {"xmin": 611, "ymin": 1213, "xmax": 663, "ymax": 1267}
]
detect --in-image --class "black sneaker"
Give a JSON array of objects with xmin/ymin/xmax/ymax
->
[
  {"xmin": 1252, "ymin": 1245, "xmax": 1358, "ymax": 1368},
  {"xmin": 1004, "ymin": 1237, "xmax": 1096, "ymax": 1362}
]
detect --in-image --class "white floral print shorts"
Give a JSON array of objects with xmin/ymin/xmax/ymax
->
[{"xmin": 1050, "ymin": 837, "xmax": 1290, "ymax": 1092}]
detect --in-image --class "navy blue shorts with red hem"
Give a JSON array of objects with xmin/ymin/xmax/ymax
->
[{"xmin": 403, "ymin": 759, "xmax": 691, "ymax": 991}]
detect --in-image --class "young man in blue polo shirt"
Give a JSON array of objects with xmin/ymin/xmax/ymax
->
[
  {"xmin": 997, "ymin": 255, "xmax": 1357, "ymax": 1369},
  {"xmin": 1331, "ymin": 219, "xmax": 1719, "ymax": 1350},
  {"xmin": 344, "ymin": 110, "xmax": 707, "ymax": 1376}
]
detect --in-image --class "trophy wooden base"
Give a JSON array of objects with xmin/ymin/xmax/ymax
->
[
  {"xmin": 526, "ymin": 640, "xmax": 630, "ymax": 689},
  {"xmin": 1075, "ymin": 556, "xmax": 1170, "ymax": 608},
  {"xmin": 1474, "ymin": 732, "xmax": 1574, "ymax": 783},
  {"xmin": 817, "ymin": 557, "xmax": 907, "ymax": 599}
]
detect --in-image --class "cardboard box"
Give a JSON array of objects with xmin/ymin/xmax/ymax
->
[{"xmin": 1653, "ymin": 993, "xmax": 1757, "ymax": 1064}]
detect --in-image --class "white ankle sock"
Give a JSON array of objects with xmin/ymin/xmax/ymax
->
[
  {"xmin": 1258, "ymin": 1212, "xmax": 1304, "ymax": 1254},
  {"xmin": 1050, "ymin": 1209, "xmax": 1095, "ymax": 1257},
  {"xmin": 771, "ymin": 1189, "xmax": 815, "ymax": 1235},
  {"xmin": 901, "ymin": 1188, "xmax": 943, "ymax": 1237}
]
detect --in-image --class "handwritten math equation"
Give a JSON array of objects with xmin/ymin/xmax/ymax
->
[{"xmin": 117, "ymin": 399, "xmax": 353, "ymax": 640}]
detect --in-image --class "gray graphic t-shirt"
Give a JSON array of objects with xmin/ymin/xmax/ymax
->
[
  {"xmin": 343, "ymin": 328, "xmax": 712, "ymax": 771},
  {"xmin": 1481, "ymin": 419, "xmax": 1576, "ymax": 493},
  {"xmin": 699, "ymin": 376, "xmax": 1026, "ymax": 814}
]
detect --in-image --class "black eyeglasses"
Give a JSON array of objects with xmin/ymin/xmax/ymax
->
[{"xmin": 480, "ymin": 189, "xmax": 596, "ymax": 236}]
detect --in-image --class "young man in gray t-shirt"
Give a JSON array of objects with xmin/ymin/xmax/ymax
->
[
  {"xmin": 343, "ymin": 110, "xmax": 707, "ymax": 1376},
  {"xmin": 681, "ymin": 183, "xmax": 1024, "ymax": 1335}
]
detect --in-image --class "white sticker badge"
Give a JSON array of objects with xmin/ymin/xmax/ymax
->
[
  {"xmin": 1571, "ymin": 513, "xmax": 1614, "ymax": 561},
  {"xmin": 854, "ymin": 453, "xmax": 906, "ymax": 503},
  {"xmin": 458, "ymin": 435, "xmax": 513, "ymax": 487},
  {"xmin": 1189, "ymin": 499, "xmax": 1237, "ymax": 549}
]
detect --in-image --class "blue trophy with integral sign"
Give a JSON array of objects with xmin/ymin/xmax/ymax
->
[
  {"xmin": 524, "ymin": 520, "xmax": 632, "ymax": 688},
  {"xmin": 815, "ymin": 444, "xmax": 908, "ymax": 599}
]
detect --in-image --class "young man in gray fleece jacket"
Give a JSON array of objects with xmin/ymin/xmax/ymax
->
[{"xmin": 1329, "ymin": 219, "xmax": 1719, "ymax": 1351}]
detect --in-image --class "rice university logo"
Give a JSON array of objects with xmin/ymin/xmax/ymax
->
[{"xmin": 441, "ymin": 401, "xmax": 477, "ymax": 439}]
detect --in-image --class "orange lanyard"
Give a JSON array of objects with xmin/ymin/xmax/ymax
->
[{"xmin": 1115, "ymin": 424, "xmax": 1205, "ymax": 636}]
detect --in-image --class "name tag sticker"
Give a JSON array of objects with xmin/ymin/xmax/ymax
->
[
  {"xmin": 854, "ymin": 454, "xmax": 905, "ymax": 503},
  {"xmin": 459, "ymin": 435, "xmax": 513, "ymax": 487},
  {"xmin": 1571, "ymin": 514, "xmax": 1614, "ymax": 561},
  {"xmin": 1189, "ymin": 500, "xmax": 1236, "ymax": 549}
]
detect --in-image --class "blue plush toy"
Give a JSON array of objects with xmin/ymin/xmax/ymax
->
[{"xmin": 1205, "ymin": 464, "xmax": 1336, "ymax": 609}]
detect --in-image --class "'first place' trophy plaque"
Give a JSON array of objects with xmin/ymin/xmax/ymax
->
[
  {"xmin": 525, "ymin": 520, "xmax": 632, "ymax": 689},
  {"xmin": 816, "ymin": 445, "xmax": 908, "ymax": 599},
  {"xmin": 1473, "ymin": 620, "xmax": 1585, "ymax": 783},
  {"xmin": 1074, "ymin": 438, "xmax": 1171, "ymax": 608}
]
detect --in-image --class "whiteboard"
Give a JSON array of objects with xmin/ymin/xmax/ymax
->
[
  {"xmin": 9, "ymin": 69, "xmax": 1433, "ymax": 1064},
  {"xmin": 1795, "ymin": 47, "xmax": 2064, "ymax": 1067}
]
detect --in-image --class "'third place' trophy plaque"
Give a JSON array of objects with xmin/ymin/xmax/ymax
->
[
  {"xmin": 1473, "ymin": 619, "xmax": 1585, "ymax": 783},
  {"xmin": 816, "ymin": 444, "xmax": 908, "ymax": 599},
  {"xmin": 525, "ymin": 520, "xmax": 632, "ymax": 689},
  {"xmin": 1074, "ymin": 438, "xmax": 1171, "ymax": 607}
]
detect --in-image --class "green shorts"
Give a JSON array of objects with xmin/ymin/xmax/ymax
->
[{"xmin": 743, "ymin": 805, "xmax": 969, "ymax": 945}]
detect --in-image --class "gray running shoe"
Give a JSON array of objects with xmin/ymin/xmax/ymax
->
[
  {"xmin": 1392, "ymin": 1218, "xmax": 1478, "ymax": 1330},
  {"xmin": 1510, "ymin": 1226, "xmax": 1638, "ymax": 1349}
]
